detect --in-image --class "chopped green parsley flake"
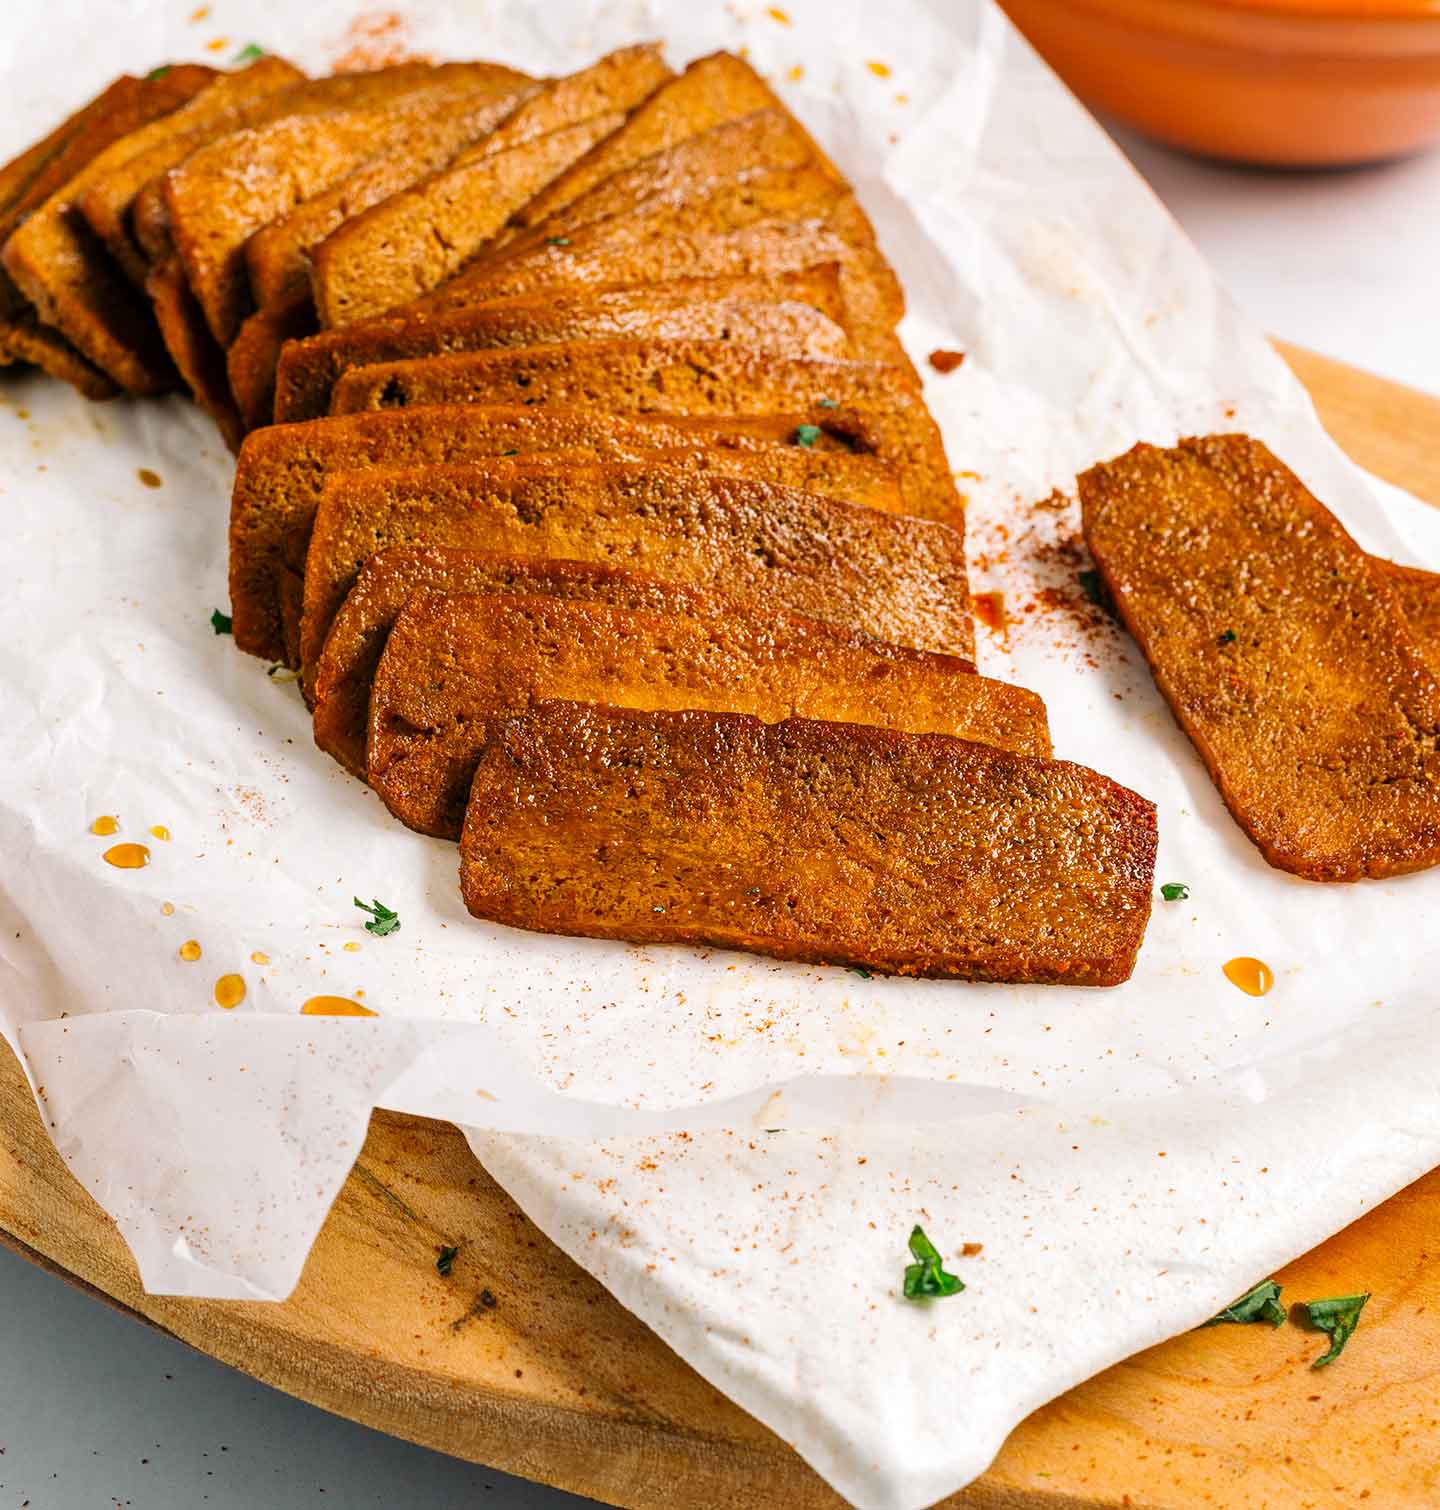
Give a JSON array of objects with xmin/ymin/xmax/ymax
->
[
  {"xmin": 792, "ymin": 423, "xmax": 823, "ymax": 448},
  {"xmin": 902, "ymin": 1225, "xmax": 964, "ymax": 1300},
  {"xmin": 545, "ymin": 236, "xmax": 571, "ymax": 246},
  {"xmin": 1303, "ymin": 1293, "xmax": 1369, "ymax": 1367},
  {"xmin": 1218, "ymin": 629, "xmax": 1238, "ymax": 645},
  {"xmin": 436, "ymin": 1245, "xmax": 459, "ymax": 1276},
  {"xmin": 354, "ymin": 896, "xmax": 401, "ymax": 937},
  {"xmin": 146, "ymin": 65, "xmax": 172, "ymax": 80},
  {"xmin": 846, "ymin": 965, "xmax": 873, "ymax": 979},
  {"xmin": 1203, "ymin": 1278, "xmax": 1286, "ymax": 1328},
  {"xmin": 1160, "ymin": 882, "xmax": 1189, "ymax": 902},
  {"xmin": 1078, "ymin": 569, "xmax": 1104, "ymax": 606},
  {"xmin": 816, "ymin": 396, "xmax": 839, "ymax": 409},
  {"xmin": 210, "ymin": 609, "xmax": 232, "ymax": 635},
  {"xmin": 233, "ymin": 43, "xmax": 265, "ymax": 64}
]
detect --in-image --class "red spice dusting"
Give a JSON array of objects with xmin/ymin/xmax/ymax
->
[
  {"xmin": 968, "ymin": 488, "xmax": 1122, "ymax": 661},
  {"xmin": 961, "ymin": 1241, "xmax": 984, "ymax": 1257},
  {"xmin": 928, "ymin": 348, "xmax": 965, "ymax": 374},
  {"xmin": 333, "ymin": 11, "xmax": 427, "ymax": 71}
]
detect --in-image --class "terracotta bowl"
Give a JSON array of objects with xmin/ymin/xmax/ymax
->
[{"xmin": 999, "ymin": 0, "xmax": 1440, "ymax": 165}]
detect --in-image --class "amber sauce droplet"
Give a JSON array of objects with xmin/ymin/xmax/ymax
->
[
  {"xmin": 342, "ymin": 941, "xmax": 361, "ymax": 952},
  {"xmin": 972, "ymin": 591, "xmax": 1008, "ymax": 640},
  {"xmin": 1223, "ymin": 957, "xmax": 1273, "ymax": 997},
  {"xmin": 102, "ymin": 842, "xmax": 150, "ymax": 869},
  {"xmin": 149, "ymin": 824, "xmax": 171, "ymax": 841},
  {"xmin": 214, "ymin": 973, "xmax": 246, "ymax": 1009},
  {"xmin": 250, "ymin": 950, "xmax": 270, "ymax": 965},
  {"xmin": 137, "ymin": 468, "xmax": 163, "ymax": 489},
  {"xmin": 178, "ymin": 940, "xmax": 202, "ymax": 962},
  {"xmin": 302, "ymin": 995, "xmax": 377, "ymax": 1017},
  {"xmin": 160, "ymin": 902, "xmax": 175, "ymax": 916},
  {"xmin": 90, "ymin": 815, "xmax": 120, "ymax": 836}
]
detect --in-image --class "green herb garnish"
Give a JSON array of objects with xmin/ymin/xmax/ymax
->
[
  {"xmin": 436, "ymin": 1244, "xmax": 459, "ymax": 1276},
  {"xmin": 354, "ymin": 896, "xmax": 401, "ymax": 937},
  {"xmin": 1160, "ymin": 882, "xmax": 1189, "ymax": 902},
  {"xmin": 501, "ymin": 448, "xmax": 519, "ymax": 455},
  {"xmin": 846, "ymin": 965, "xmax": 873, "ymax": 980},
  {"xmin": 1203, "ymin": 1278, "xmax": 1286, "ymax": 1328},
  {"xmin": 210, "ymin": 608, "xmax": 232, "ymax": 635},
  {"xmin": 792, "ymin": 423, "xmax": 822, "ymax": 448},
  {"xmin": 816, "ymin": 396, "xmax": 839, "ymax": 409},
  {"xmin": 902, "ymin": 1225, "xmax": 964, "ymax": 1300},
  {"xmin": 1302, "ymin": 1293, "xmax": 1368, "ymax": 1367},
  {"xmin": 544, "ymin": 236, "xmax": 570, "ymax": 246},
  {"xmin": 1078, "ymin": 569, "xmax": 1104, "ymax": 606},
  {"xmin": 1218, "ymin": 629, "xmax": 1237, "ymax": 645},
  {"xmin": 233, "ymin": 43, "xmax": 265, "ymax": 64},
  {"xmin": 146, "ymin": 64, "xmax": 173, "ymax": 80}
]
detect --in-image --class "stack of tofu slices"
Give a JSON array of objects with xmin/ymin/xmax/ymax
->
[{"xmin": 2, "ymin": 45, "xmax": 1158, "ymax": 985}]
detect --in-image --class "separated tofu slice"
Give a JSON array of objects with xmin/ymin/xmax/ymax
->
[
  {"xmin": 298, "ymin": 461, "xmax": 973, "ymax": 699},
  {"xmin": 1080, "ymin": 433, "xmax": 1440, "ymax": 881},
  {"xmin": 273, "ymin": 267, "xmax": 852, "ymax": 422},
  {"xmin": 230, "ymin": 403, "xmax": 903, "ymax": 666},
  {"xmin": 461, "ymin": 703, "xmax": 1156, "ymax": 986},
  {"xmin": 325, "ymin": 340, "xmax": 957, "ymax": 527},
  {"xmin": 368, "ymin": 588, "xmax": 1050, "ymax": 838}
]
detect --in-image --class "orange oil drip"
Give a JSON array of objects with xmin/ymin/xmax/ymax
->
[
  {"xmin": 214, "ymin": 973, "xmax": 246, "ymax": 1008},
  {"xmin": 972, "ymin": 591, "xmax": 1008, "ymax": 639},
  {"xmin": 250, "ymin": 950, "xmax": 270, "ymax": 965},
  {"xmin": 1223, "ymin": 957, "xmax": 1273, "ymax": 997},
  {"xmin": 342, "ymin": 941, "xmax": 361, "ymax": 952},
  {"xmin": 137, "ymin": 468, "xmax": 162, "ymax": 489},
  {"xmin": 90, "ymin": 815, "xmax": 120, "ymax": 836},
  {"xmin": 178, "ymin": 940, "xmax": 202, "ymax": 962},
  {"xmin": 160, "ymin": 902, "xmax": 175, "ymax": 916},
  {"xmin": 149, "ymin": 824, "xmax": 171, "ymax": 841},
  {"xmin": 102, "ymin": 842, "xmax": 150, "ymax": 869},
  {"xmin": 302, "ymin": 995, "xmax": 377, "ymax": 1017}
]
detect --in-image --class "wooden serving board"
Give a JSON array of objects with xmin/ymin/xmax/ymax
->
[{"xmin": 3, "ymin": 342, "xmax": 1438, "ymax": 1510}]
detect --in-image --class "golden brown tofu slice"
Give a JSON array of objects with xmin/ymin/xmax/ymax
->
[
  {"xmin": 1080, "ymin": 434, "xmax": 1440, "ymax": 881},
  {"xmin": 241, "ymin": 73, "xmax": 533, "ymax": 315},
  {"xmin": 274, "ymin": 269, "xmax": 852, "ymax": 422},
  {"xmin": 368, "ymin": 588, "xmax": 1050, "ymax": 839},
  {"xmin": 461, "ymin": 703, "xmax": 1156, "ymax": 986},
  {"xmin": 516, "ymin": 51, "xmax": 824, "ymax": 230},
  {"xmin": 76, "ymin": 56, "xmax": 307, "ymax": 288},
  {"xmin": 163, "ymin": 63, "xmax": 528, "ymax": 346},
  {"xmin": 299, "ymin": 461, "xmax": 972, "ymax": 699},
  {"xmin": 325, "ymin": 340, "xmax": 957, "ymax": 526},
  {"xmin": 411, "ymin": 173, "xmax": 904, "ymax": 360},
  {"xmin": 308, "ymin": 113, "xmax": 624, "ymax": 328},
  {"xmin": 0, "ymin": 64, "xmax": 217, "ymax": 394},
  {"xmin": 228, "ymin": 403, "xmax": 904, "ymax": 666}
]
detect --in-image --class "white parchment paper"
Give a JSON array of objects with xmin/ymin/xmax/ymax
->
[{"xmin": 3, "ymin": 2, "xmax": 1440, "ymax": 1505}]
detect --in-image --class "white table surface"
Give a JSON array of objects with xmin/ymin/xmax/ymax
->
[{"xmin": 4, "ymin": 120, "xmax": 1440, "ymax": 1510}]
